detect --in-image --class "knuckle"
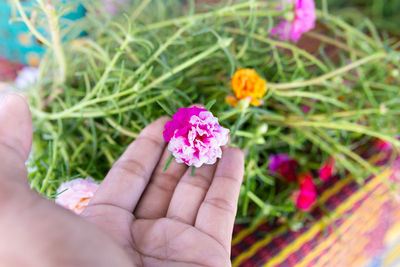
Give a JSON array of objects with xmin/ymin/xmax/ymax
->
[
  {"xmin": 219, "ymin": 174, "xmax": 242, "ymax": 184},
  {"xmin": 151, "ymin": 172, "xmax": 179, "ymax": 192},
  {"xmin": 182, "ymin": 174, "xmax": 211, "ymax": 191},
  {"xmin": 204, "ymin": 197, "xmax": 236, "ymax": 214},
  {"xmin": 136, "ymin": 135, "xmax": 164, "ymax": 148},
  {"xmin": 113, "ymin": 158, "xmax": 148, "ymax": 178}
]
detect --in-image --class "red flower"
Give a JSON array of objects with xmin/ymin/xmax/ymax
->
[
  {"xmin": 319, "ymin": 157, "xmax": 335, "ymax": 182},
  {"xmin": 269, "ymin": 154, "xmax": 298, "ymax": 182},
  {"xmin": 279, "ymin": 159, "xmax": 299, "ymax": 182},
  {"xmin": 296, "ymin": 173, "xmax": 317, "ymax": 211},
  {"xmin": 373, "ymin": 139, "xmax": 393, "ymax": 151}
]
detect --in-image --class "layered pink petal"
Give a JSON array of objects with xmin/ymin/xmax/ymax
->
[
  {"xmin": 270, "ymin": 0, "xmax": 316, "ymax": 42},
  {"xmin": 55, "ymin": 177, "xmax": 99, "ymax": 214},
  {"xmin": 164, "ymin": 107, "xmax": 229, "ymax": 168},
  {"xmin": 373, "ymin": 139, "xmax": 393, "ymax": 151},
  {"xmin": 319, "ymin": 157, "xmax": 335, "ymax": 182},
  {"xmin": 296, "ymin": 173, "xmax": 317, "ymax": 211}
]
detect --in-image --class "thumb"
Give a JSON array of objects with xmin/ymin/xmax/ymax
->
[
  {"xmin": 0, "ymin": 94, "xmax": 33, "ymax": 160},
  {"xmin": 0, "ymin": 94, "xmax": 33, "ymax": 184}
]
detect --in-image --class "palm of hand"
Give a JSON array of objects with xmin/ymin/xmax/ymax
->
[
  {"xmin": 0, "ymin": 95, "xmax": 244, "ymax": 267},
  {"xmin": 84, "ymin": 206, "xmax": 231, "ymax": 267}
]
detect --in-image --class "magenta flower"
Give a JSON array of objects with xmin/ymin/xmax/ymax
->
[
  {"xmin": 269, "ymin": 153, "xmax": 298, "ymax": 182},
  {"xmin": 319, "ymin": 157, "xmax": 335, "ymax": 182},
  {"xmin": 296, "ymin": 173, "xmax": 317, "ymax": 211},
  {"xmin": 373, "ymin": 139, "xmax": 393, "ymax": 151},
  {"xmin": 55, "ymin": 177, "xmax": 99, "ymax": 214},
  {"xmin": 270, "ymin": 0, "xmax": 316, "ymax": 42},
  {"xmin": 301, "ymin": 105, "xmax": 311, "ymax": 114},
  {"xmin": 163, "ymin": 107, "xmax": 229, "ymax": 168}
]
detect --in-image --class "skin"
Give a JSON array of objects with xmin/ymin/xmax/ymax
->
[{"xmin": 0, "ymin": 94, "xmax": 244, "ymax": 267}]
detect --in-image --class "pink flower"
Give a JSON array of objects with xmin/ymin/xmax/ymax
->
[
  {"xmin": 55, "ymin": 177, "xmax": 99, "ymax": 214},
  {"xmin": 269, "ymin": 153, "xmax": 299, "ymax": 182},
  {"xmin": 373, "ymin": 139, "xmax": 393, "ymax": 151},
  {"xmin": 102, "ymin": 0, "xmax": 128, "ymax": 14},
  {"xmin": 164, "ymin": 107, "xmax": 229, "ymax": 168},
  {"xmin": 319, "ymin": 157, "xmax": 335, "ymax": 182},
  {"xmin": 270, "ymin": 0, "xmax": 316, "ymax": 42},
  {"xmin": 296, "ymin": 173, "xmax": 317, "ymax": 211}
]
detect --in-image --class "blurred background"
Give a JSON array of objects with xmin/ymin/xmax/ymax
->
[
  {"xmin": 326, "ymin": 0, "xmax": 400, "ymax": 36},
  {"xmin": 2, "ymin": 0, "xmax": 400, "ymax": 80}
]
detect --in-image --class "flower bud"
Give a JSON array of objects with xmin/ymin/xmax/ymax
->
[
  {"xmin": 238, "ymin": 97, "xmax": 250, "ymax": 111},
  {"xmin": 256, "ymin": 123, "xmax": 268, "ymax": 135},
  {"xmin": 390, "ymin": 69, "xmax": 399, "ymax": 78},
  {"xmin": 283, "ymin": 11, "xmax": 295, "ymax": 22}
]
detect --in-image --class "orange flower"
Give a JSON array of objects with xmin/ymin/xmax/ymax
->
[{"xmin": 227, "ymin": 68, "xmax": 267, "ymax": 107}]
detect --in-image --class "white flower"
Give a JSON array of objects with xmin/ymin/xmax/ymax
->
[{"xmin": 14, "ymin": 67, "xmax": 39, "ymax": 90}]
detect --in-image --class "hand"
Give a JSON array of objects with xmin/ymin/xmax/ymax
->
[{"xmin": 0, "ymin": 94, "xmax": 244, "ymax": 267}]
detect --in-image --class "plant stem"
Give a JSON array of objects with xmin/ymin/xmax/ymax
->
[
  {"xmin": 225, "ymin": 27, "xmax": 329, "ymax": 72},
  {"xmin": 130, "ymin": 0, "xmax": 152, "ymax": 21},
  {"xmin": 39, "ymin": 128, "xmax": 58, "ymax": 194},
  {"xmin": 122, "ymin": 25, "xmax": 190, "ymax": 89},
  {"xmin": 40, "ymin": 1, "xmax": 67, "ymax": 84},
  {"xmin": 220, "ymin": 108, "xmax": 242, "ymax": 121},
  {"xmin": 268, "ymin": 52, "xmax": 386, "ymax": 90},
  {"xmin": 84, "ymin": 36, "xmax": 132, "ymax": 101},
  {"xmin": 119, "ymin": 38, "xmax": 233, "ymax": 105},
  {"xmin": 305, "ymin": 108, "xmax": 392, "ymax": 120},
  {"xmin": 273, "ymin": 90, "xmax": 348, "ymax": 109},
  {"xmin": 105, "ymin": 118, "xmax": 139, "ymax": 138},
  {"xmin": 133, "ymin": 1, "xmax": 264, "ymax": 33},
  {"xmin": 32, "ymin": 90, "xmax": 173, "ymax": 119},
  {"xmin": 316, "ymin": 10, "xmax": 379, "ymax": 49},
  {"xmin": 285, "ymin": 120, "xmax": 400, "ymax": 147},
  {"xmin": 315, "ymin": 128, "xmax": 378, "ymax": 175},
  {"xmin": 12, "ymin": 0, "xmax": 52, "ymax": 47},
  {"xmin": 303, "ymin": 31, "xmax": 366, "ymax": 57},
  {"xmin": 32, "ymin": 39, "xmax": 232, "ymax": 120}
]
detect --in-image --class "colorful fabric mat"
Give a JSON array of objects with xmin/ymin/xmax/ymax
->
[
  {"xmin": 0, "ymin": 57, "xmax": 23, "ymax": 81},
  {"xmin": 231, "ymin": 151, "xmax": 400, "ymax": 267},
  {"xmin": 0, "ymin": 1, "xmax": 84, "ymax": 65}
]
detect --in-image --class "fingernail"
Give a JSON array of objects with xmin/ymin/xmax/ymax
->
[
  {"xmin": 0, "ymin": 93, "xmax": 25, "ymax": 109},
  {"xmin": 0, "ymin": 92, "xmax": 11, "ymax": 106}
]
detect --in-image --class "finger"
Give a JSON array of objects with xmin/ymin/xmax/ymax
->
[
  {"xmin": 0, "ymin": 94, "xmax": 32, "ymax": 185},
  {"xmin": 195, "ymin": 147, "xmax": 244, "ymax": 253},
  {"xmin": 88, "ymin": 117, "xmax": 169, "ymax": 212},
  {"xmin": 0, "ymin": 94, "xmax": 32, "ymax": 161},
  {"xmin": 134, "ymin": 149, "xmax": 187, "ymax": 219},
  {"xmin": 166, "ymin": 163, "xmax": 217, "ymax": 225}
]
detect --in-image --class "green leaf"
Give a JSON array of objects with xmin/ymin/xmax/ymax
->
[
  {"xmin": 191, "ymin": 166, "xmax": 196, "ymax": 176},
  {"xmin": 205, "ymin": 99, "xmax": 217, "ymax": 110},
  {"xmin": 163, "ymin": 155, "xmax": 174, "ymax": 172}
]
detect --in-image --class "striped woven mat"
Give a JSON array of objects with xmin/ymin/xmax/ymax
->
[{"xmin": 231, "ymin": 151, "xmax": 400, "ymax": 267}]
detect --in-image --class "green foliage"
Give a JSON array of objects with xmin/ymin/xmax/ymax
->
[
  {"xmin": 324, "ymin": 0, "xmax": 400, "ymax": 35},
  {"xmin": 14, "ymin": 0, "xmax": 400, "ymax": 224}
]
